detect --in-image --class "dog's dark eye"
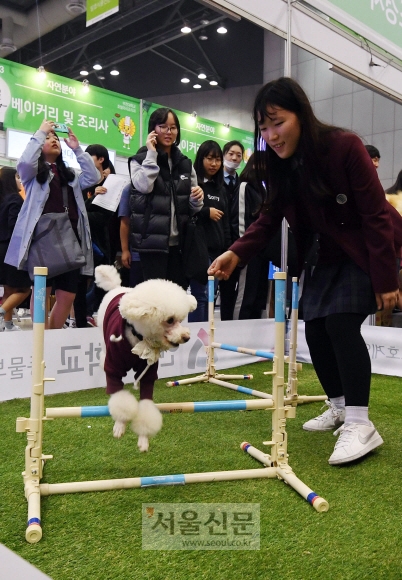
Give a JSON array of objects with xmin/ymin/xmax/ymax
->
[{"xmin": 166, "ymin": 317, "xmax": 174, "ymax": 325}]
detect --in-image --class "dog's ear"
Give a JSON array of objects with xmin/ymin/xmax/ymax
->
[
  {"xmin": 119, "ymin": 295, "xmax": 160, "ymax": 321},
  {"xmin": 187, "ymin": 295, "xmax": 197, "ymax": 313}
]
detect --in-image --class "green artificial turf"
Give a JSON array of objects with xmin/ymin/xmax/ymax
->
[{"xmin": 1, "ymin": 361, "xmax": 401, "ymax": 580}]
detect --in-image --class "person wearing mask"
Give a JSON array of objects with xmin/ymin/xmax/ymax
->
[
  {"xmin": 0, "ymin": 167, "xmax": 31, "ymax": 331},
  {"xmin": 6, "ymin": 120, "xmax": 99, "ymax": 329},
  {"xmin": 129, "ymin": 107, "xmax": 203, "ymax": 289},
  {"xmin": 209, "ymin": 77, "xmax": 402, "ymax": 465},
  {"xmin": 189, "ymin": 140, "xmax": 231, "ymax": 322}
]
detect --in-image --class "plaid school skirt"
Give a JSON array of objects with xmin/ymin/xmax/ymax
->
[{"xmin": 301, "ymin": 259, "xmax": 378, "ymax": 322}]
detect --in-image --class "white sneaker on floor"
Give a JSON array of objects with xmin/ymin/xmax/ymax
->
[
  {"xmin": 4, "ymin": 324, "xmax": 22, "ymax": 331},
  {"xmin": 303, "ymin": 400, "xmax": 345, "ymax": 432},
  {"xmin": 328, "ymin": 422, "xmax": 383, "ymax": 465}
]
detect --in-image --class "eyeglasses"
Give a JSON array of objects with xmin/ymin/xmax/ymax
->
[{"xmin": 156, "ymin": 125, "xmax": 178, "ymax": 134}]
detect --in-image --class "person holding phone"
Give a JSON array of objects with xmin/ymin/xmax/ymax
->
[
  {"xmin": 129, "ymin": 107, "xmax": 203, "ymax": 289},
  {"xmin": 5, "ymin": 119, "xmax": 99, "ymax": 328}
]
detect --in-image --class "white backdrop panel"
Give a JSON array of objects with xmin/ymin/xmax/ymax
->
[{"xmin": 0, "ymin": 320, "xmax": 401, "ymax": 401}]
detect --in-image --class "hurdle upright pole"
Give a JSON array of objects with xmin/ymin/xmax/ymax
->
[
  {"xmin": 17, "ymin": 267, "xmax": 48, "ymax": 543},
  {"xmin": 268, "ymin": 271, "xmax": 287, "ymax": 465}
]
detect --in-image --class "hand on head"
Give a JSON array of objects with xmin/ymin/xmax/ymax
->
[
  {"xmin": 207, "ymin": 250, "xmax": 240, "ymax": 280},
  {"xmin": 146, "ymin": 131, "xmax": 158, "ymax": 151}
]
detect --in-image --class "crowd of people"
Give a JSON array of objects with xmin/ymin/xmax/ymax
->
[{"xmin": 1, "ymin": 79, "xmax": 402, "ymax": 466}]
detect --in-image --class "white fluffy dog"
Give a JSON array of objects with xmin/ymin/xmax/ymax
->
[{"xmin": 95, "ymin": 265, "xmax": 197, "ymax": 451}]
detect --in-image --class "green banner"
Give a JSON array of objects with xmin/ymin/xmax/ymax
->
[
  {"xmin": 307, "ymin": 0, "xmax": 402, "ymax": 58},
  {"xmin": 87, "ymin": 0, "xmax": 119, "ymax": 27},
  {"xmin": 143, "ymin": 101, "xmax": 254, "ymax": 169},
  {"xmin": 0, "ymin": 57, "xmax": 140, "ymax": 157},
  {"xmin": 328, "ymin": 0, "xmax": 402, "ymax": 50}
]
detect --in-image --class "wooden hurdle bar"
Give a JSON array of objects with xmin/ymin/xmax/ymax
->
[
  {"xmin": 16, "ymin": 270, "xmax": 328, "ymax": 544},
  {"xmin": 167, "ymin": 276, "xmax": 327, "ymax": 405}
]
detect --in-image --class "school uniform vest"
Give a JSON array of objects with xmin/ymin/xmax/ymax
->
[{"xmin": 129, "ymin": 146, "xmax": 192, "ymax": 253}]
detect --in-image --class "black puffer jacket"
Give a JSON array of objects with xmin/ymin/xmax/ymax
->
[{"xmin": 129, "ymin": 146, "xmax": 192, "ymax": 253}]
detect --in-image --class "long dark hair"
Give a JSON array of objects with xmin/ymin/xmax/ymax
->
[
  {"xmin": 0, "ymin": 166, "xmax": 20, "ymax": 197},
  {"xmin": 148, "ymin": 107, "xmax": 181, "ymax": 146},
  {"xmin": 386, "ymin": 170, "xmax": 402, "ymax": 194},
  {"xmin": 36, "ymin": 132, "xmax": 75, "ymax": 185},
  {"xmin": 194, "ymin": 140, "xmax": 223, "ymax": 187},
  {"xmin": 253, "ymin": 77, "xmax": 341, "ymax": 210},
  {"xmin": 239, "ymin": 153, "xmax": 258, "ymax": 187}
]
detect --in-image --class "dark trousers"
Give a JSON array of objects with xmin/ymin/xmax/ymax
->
[
  {"xmin": 305, "ymin": 313, "xmax": 370, "ymax": 407},
  {"xmin": 140, "ymin": 246, "xmax": 188, "ymax": 290},
  {"xmin": 219, "ymin": 269, "xmax": 239, "ymax": 320}
]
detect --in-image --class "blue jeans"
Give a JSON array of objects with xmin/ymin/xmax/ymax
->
[{"xmin": 188, "ymin": 279, "xmax": 208, "ymax": 322}]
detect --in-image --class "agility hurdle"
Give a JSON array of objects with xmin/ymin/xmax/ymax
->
[
  {"xmin": 167, "ymin": 276, "xmax": 327, "ymax": 406},
  {"xmin": 16, "ymin": 269, "xmax": 328, "ymax": 544}
]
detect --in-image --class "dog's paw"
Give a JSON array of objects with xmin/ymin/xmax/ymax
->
[
  {"xmin": 113, "ymin": 420, "xmax": 127, "ymax": 439},
  {"xmin": 137, "ymin": 435, "xmax": 150, "ymax": 452}
]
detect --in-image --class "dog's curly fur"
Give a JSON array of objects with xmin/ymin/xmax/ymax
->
[{"xmin": 96, "ymin": 265, "xmax": 197, "ymax": 451}]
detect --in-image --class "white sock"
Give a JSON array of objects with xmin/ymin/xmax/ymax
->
[
  {"xmin": 345, "ymin": 406, "xmax": 370, "ymax": 426},
  {"xmin": 330, "ymin": 396, "xmax": 345, "ymax": 409}
]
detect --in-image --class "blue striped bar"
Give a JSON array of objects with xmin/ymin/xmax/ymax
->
[
  {"xmin": 234, "ymin": 385, "xmax": 256, "ymax": 396},
  {"xmin": 208, "ymin": 278, "xmax": 215, "ymax": 302},
  {"xmin": 193, "ymin": 400, "xmax": 247, "ymax": 412},
  {"xmin": 33, "ymin": 274, "xmax": 46, "ymax": 324},
  {"xmin": 218, "ymin": 343, "xmax": 274, "ymax": 360},
  {"xmin": 275, "ymin": 277, "xmax": 286, "ymax": 323},
  {"xmin": 292, "ymin": 281, "xmax": 299, "ymax": 309},
  {"xmin": 27, "ymin": 517, "xmax": 41, "ymax": 526},
  {"xmin": 81, "ymin": 406, "xmax": 110, "ymax": 417},
  {"xmin": 140, "ymin": 474, "xmax": 186, "ymax": 487}
]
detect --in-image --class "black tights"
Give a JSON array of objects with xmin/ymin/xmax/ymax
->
[{"xmin": 304, "ymin": 313, "xmax": 371, "ymax": 407}]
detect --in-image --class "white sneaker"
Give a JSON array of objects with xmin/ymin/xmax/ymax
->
[
  {"xmin": 328, "ymin": 422, "xmax": 383, "ymax": 465},
  {"xmin": 303, "ymin": 400, "xmax": 345, "ymax": 431},
  {"xmin": 4, "ymin": 324, "xmax": 22, "ymax": 331}
]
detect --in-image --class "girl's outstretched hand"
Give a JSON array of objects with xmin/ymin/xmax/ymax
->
[
  {"xmin": 208, "ymin": 250, "xmax": 240, "ymax": 280},
  {"xmin": 64, "ymin": 127, "xmax": 79, "ymax": 150}
]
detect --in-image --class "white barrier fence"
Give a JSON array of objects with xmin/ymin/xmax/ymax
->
[{"xmin": 0, "ymin": 319, "xmax": 401, "ymax": 401}]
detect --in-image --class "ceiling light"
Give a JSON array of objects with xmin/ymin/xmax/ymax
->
[
  {"xmin": 80, "ymin": 69, "xmax": 89, "ymax": 76},
  {"xmin": 200, "ymin": 19, "xmax": 210, "ymax": 26},
  {"xmin": 193, "ymin": 84, "xmax": 202, "ymax": 89},
  {"xmin": 93, "ymin": 62, "xmax": 102, "ymax": 70},
  {"xmin": 110, "ymin": 69, "xmax": 119, "ymax": 76},
  {"xmin": 82, "ymin": 79, "xmax": 90, "ymax": 93},
  {"xmin": 37, "ymin": 65, "xmax": 46, "ymax": 78},
  {"xmin": 181, "ymin": 24, "xmax": 192, "ymax": 34},
  {"xmin": 217, "ymin": 24, "xmax": 227, "ymax": 34},
  {"xmin": 191, "ymin": 111, "xmax": 197, "ymax": 118},
  {"xmin": 199, "ymin": 30, "xmax": 208, "ymax": 41},
  {"xmin": 198, "ymin": 72, "xmax": 207, "ymax": 79},
  {"xmin": 66, "ymin": 1, "xmax": 86, "ymax": 15},
  {"xmin": 223, "ymin": 123, "xmax": 230, "ymax": 132},
  {"xmin": 98, "ymin": 75, "xmax": 105, "ymax": 80},
  {"xmin": 209, "ymin": 80, "xmax": 218, "ymax": 86},
  {"xmin": 181, "ymin": 77, "xmax": 190, "ymax": 83}
]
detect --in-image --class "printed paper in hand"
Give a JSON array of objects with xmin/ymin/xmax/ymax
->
[{"xmin": 91, "ymin": 174, "xmax": 130, "ymax": 212}]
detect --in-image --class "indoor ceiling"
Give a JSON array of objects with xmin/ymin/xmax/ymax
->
[{"xmin": 0, "ymin": 0, "xmax": 264, "ymax": 100}]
